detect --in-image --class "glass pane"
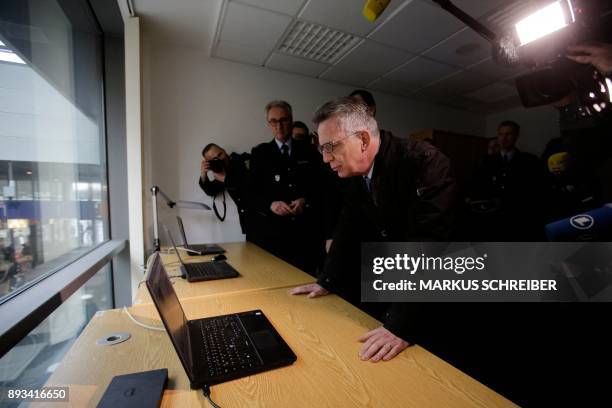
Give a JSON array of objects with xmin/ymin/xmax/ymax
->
[
  {"xmin": 0, "ymin": 1, "xmax": 109, "ymax": 303},
  {"xmin": 0, "ymin": 264, "xmax": 112, "ymax": 405}
]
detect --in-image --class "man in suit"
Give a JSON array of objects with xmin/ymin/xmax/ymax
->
[
  {"xmin": 290, "ymin": 97, "xmax": 456, "ymax": 361},
  {"xmin": 248, "ymin": 100, "xmax": 322, "ymax": 274},
  {"xmin": 469, "ymin": 120, "xmax": 544, "ymax": 240}
]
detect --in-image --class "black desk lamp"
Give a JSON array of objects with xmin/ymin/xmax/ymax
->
[{"xmin": 150, "ymin": 185, "xmax": 211, "ymax": 252}]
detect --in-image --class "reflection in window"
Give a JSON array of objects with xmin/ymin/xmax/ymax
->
[{"xmin": 0, "ymin": 0, "xmax": 109, "ymax": 302}]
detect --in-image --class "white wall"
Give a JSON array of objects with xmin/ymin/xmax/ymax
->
[
  {"xmin": 125, "ymin": 16, "xmax": 145, "ymax": 301},
  {"xmin": 142, "ymin": 41, "xmax": 489, "ymax": 249},
  {"xmin": 485, "ymin": 105, "xmax": 561, "ymax": 156}
]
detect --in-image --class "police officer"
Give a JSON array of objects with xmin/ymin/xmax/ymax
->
[{"xmin": 248, "ymin": 100, "xmax": 322, "ymax": 274}]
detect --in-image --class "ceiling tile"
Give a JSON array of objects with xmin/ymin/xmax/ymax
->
[
  {"xmin": 320, "ymin": 66, "xmax": 378, "ymax": 87},
  {"xmin": 214, "ymin": 41, "xmax": 269, "ymax": 65},
  {"xmin": 266, "ymin": 53, "xmax": 329, "ymax": 77},
  {"xmin": 411, "ymin": 70, "xmax": 495, "ymax": 100},
  {"xmin": 467, "ymin": 57, "xmax": 526, "ymax": 80},
  {"xmin": 449, "ymin": 94, "xmax": 523, "ymax": 114},
  {"xmin": 464, "ymin": 82, "xmax": 518, "ymax": 103},
  {"xmin": 385, "ymin": 57, "xmax": 459, "ymax": 87},
  {"xmin": 219, "ymin": 2, "xmax": 292, "ymax": 49},
  {"xmin": 369, "ymin": 0, "xmax": 464, "ymax": 53},
  {"xmin": 335, "ymin": 40, "xmax": 413, "ymax": 76},
  {"xmin": 369, "ymin": 78, "xmax": 420, "ymax": 96},
  {"xmin": 422, "ymin": 0, "xmax": 507, "ymax": 19},
  {"xmin": 232, "ymin": 0, "xmax": 305, "ymax": 16},
  {"xmin": 423, "ymin": 27, "xmax": 492, "ymax": 68},
  {"xmin": 299, "ymin": 0, "xmax": 407, "ymax": 37}
]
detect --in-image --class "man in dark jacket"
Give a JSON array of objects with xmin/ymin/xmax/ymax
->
[
  {"xmin": 199, "ymin": 143, "xmax": 250, "ymax": 234},
  {"xmin": 290, "ymin": 97, "xmax": 456, "ymax": 361},
  {"xmin": 248, "ymin": 100, "xmax": 323, "ymax": 274},
  {"xmin": 468, "ymin": 120, "xmax": 544, "ymax": 240}
]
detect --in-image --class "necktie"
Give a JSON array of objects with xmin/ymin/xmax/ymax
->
[
  {"xmin": 364, "ymin": 176, "xmax": 372, "ymax": 193},
  {"xmin": 281, "ymin": 144, "xmax": 289, "ymax": 158}
]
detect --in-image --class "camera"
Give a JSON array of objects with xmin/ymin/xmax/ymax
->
[
  {"xmin": 506, "ymin": 0, "xmax": 612, "ymax": 119},
  {"xmin": 208, "ymin": 158, "xmax": 225, "ymax": 173}
]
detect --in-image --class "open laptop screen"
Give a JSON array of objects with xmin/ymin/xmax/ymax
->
[
  {"xmin": 145, "ymin": 253, "xmax": 193, "ymax": 376},
  {"xmin": 176, "ymin": 216, "xmax": 189, "ymax": 247}
]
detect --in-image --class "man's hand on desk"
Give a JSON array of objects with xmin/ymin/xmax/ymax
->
[
  {"xmin": 358, "ymin": 327, "xmax": 409, "ymax": 362},
  {"xmin": 288, "ymin": 283, "xmax": 330, "ymax": 298}
]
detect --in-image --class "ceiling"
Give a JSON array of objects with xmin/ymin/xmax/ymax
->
[{"xmin": 133, "ymin": 0, "xmax": 552, "ymax": 114}]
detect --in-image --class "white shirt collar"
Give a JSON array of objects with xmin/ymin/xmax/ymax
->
[{"xmin": 275, "ymin": 137, "xmax": 292, "ymax": 152}]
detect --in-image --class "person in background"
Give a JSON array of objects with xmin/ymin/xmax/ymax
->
[
  {"xmin": 199, "ymin": 143, "xmax": 251, "ymax": 234},
  {"xmin": 468, "ymin": 120, "xmax": 544, "ymax": 240},
  {"xmin": 349, "ymin": 89, "xmax": 377, "ymax": 116},
  {"xmin": 487, "ymin": 136, "xmax": 500, "ymax": 156},
  {"xmin": 291, "ymin": 121, "xmax": 310, "ymax": 142},
  {"xmin": 248, "ymin": 100, "xmax": 323, "ymax": 274}
]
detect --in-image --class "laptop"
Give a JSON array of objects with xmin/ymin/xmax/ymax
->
[
  {"xmin": 145, "ymin": 253, "xmax": 297, "ymax": 388},
  {"xmin": 165, "ymin": 226, "xmax": 240, "ymax": 282},
  {"xmin": 177, "ymin": 216, "xmax": 225, "ymax": 255}
]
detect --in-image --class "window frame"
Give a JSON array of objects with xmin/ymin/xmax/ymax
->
[
  {"xmin": 0, "ymin": 239, "xmax": 125, "ymax": 358},
  {"xmin": 0, "ymin": 0, "xmax": 129, "ymax": 359}
]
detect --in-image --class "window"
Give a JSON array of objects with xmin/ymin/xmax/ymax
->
[
  {"xmin": 0, "ymin": 0, "xmax": 110, "ymax": 304},
  {"xmin": 0, "ymin": 264, "xmax": 112, "ymax": 406}
]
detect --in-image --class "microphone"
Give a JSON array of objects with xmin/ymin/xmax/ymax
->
[
  {"xmin": 492, "ymin": 33, "xmax": 522, "ymax": 67},
  {"xmin": 547, "ymin": 152, "xmax": 569, "ymax": 174},
  {"xmin": 546, "ymin": 204, "xmax": 612, "ymax": 241},
  {"xmin": 362, "ymin": 0, "xmax": 391, "ymax": 22}
]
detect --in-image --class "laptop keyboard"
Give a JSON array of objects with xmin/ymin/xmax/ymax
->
[
  {"xmin": 185, "ymin": 261, "xmax": 236, "ymax": 279},
  {"xmin": 199, "ymin": 315, "xmax": 262, "ymax": 378}
]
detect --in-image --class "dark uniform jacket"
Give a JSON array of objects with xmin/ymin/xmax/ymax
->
[
  {"xmin": 469, "ymin": 149, "xmax": 544, "ymax": 240},
  {"xmin": 199, "ymin": 152, "xmax": 250, "ymax": 233},
  {"xmin": 248, "ymin": 138, "xmax": 323, "ymax": 272},
  {"xmin": 317, "ymin": 130, "xmax": 456, "ymax": 342}
]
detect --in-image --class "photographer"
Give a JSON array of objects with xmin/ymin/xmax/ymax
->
[{"xmin": 199, "ymin": 143, "xmax": 250, "ymax": 234}]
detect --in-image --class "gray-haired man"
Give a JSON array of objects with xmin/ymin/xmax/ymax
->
[
  {"xmin": 290, "ymin": 97, "xmax": 456, "ymax": 362},
  {"xmin": 248, "ymin": 100, "xmax": 323, "ymax": 274}
]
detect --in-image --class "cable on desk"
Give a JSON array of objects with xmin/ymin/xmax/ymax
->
[
  {"xmin": 123, "ymin": 306, "xmax": 166, "ymax": 331},
  {"xmin": 202, "ymin": 385, "xmax": 222, "ymax": 408}
]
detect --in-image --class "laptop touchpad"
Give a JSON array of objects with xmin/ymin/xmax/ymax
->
[{"xmin": 250, "ymin": 331, "xmax": 279, "ymax": 349}]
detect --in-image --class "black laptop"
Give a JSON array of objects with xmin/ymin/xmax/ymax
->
[
  {"xmin": 145, "ymin": 253, "xmax": 297, "ymax": 388},
  {"xmin": 165, "ymin": 226, "xmax": 239, "ymax": 282},
  {"xmin": 177, "ymin": 216, "xmax": 225, "ymax": 255}
]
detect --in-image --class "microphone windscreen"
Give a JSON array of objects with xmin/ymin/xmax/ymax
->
[
  {"xmin": 547, "ymin": 152, "xmax": 569, "ymax": 174},
  {"xmin": 362, "ymin": 0, "xmax": 392, "ymax": 22},
  {"xmin": 492, "ymin": 34, "xmax": 521, "ymax": 67}
]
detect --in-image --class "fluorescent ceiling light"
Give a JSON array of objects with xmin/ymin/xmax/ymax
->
[
  {"xmin": 515, "ymin": 1, "xmax": 568, "ymax": 46},
  {"xmin": 0, "ymin": 49, "xmax": 25, "ymax": 64}
]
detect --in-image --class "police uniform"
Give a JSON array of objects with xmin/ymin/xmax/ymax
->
[{"xmin": 248, "ymin": 138, "xmax": 322, "ymax": 273}]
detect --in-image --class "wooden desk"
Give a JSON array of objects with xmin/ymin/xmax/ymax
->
[
  {"xmin": 43, "ymin": 289, "xmax": 516, "ymax": 407},
  {"xmin": 134, "ymin": 242, "xmax": 315, "ymax": 304}
]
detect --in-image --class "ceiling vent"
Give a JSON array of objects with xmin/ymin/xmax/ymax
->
[{"xmin": 277, "ymin": 20, "xmax": 360, "ymax": 64}]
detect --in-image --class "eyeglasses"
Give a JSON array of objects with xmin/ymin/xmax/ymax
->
[
  {"xmin": 317, "ymin": 131, "xmax": 360, "ymax": 155},
  {"xmin": 267, "ymin": 117, "xmax": 291, "ymax": 127}
]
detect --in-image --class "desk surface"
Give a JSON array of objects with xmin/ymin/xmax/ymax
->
[
  {"xmin": 43, "ymin": 288, "xmax": 515, "ymax": 407},
  {"xmin": 134, "ymin": 242, "xmax": 315, "ymax": 304}
]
